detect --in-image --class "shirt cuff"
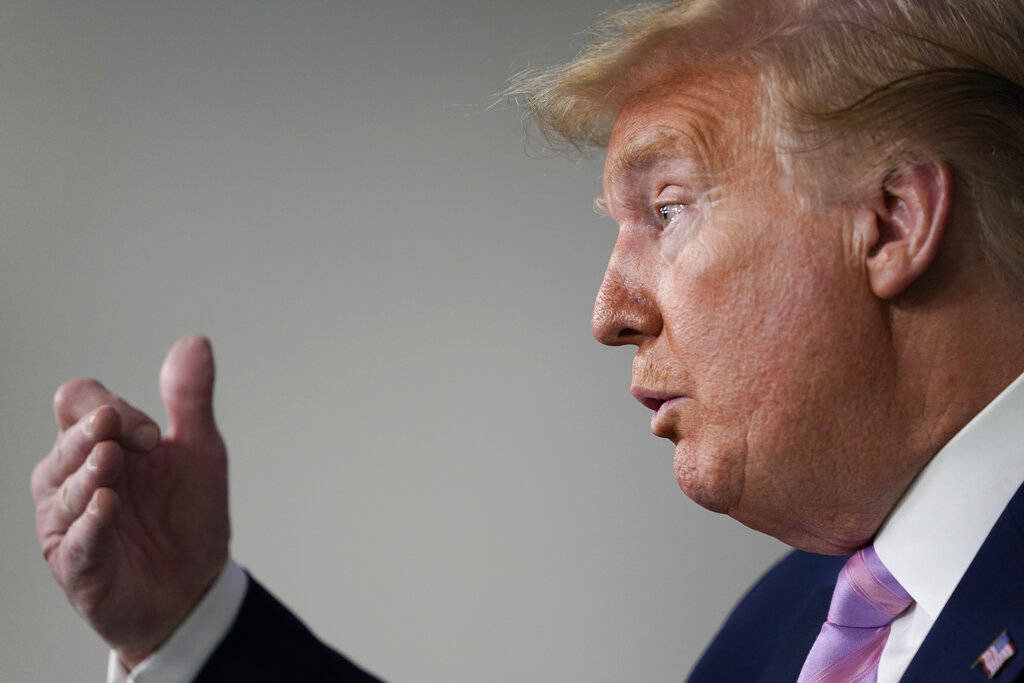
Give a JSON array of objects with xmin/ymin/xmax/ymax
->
[{"xmin": 106, "ymin": 558, "xmax": 248, "ymax": 683}]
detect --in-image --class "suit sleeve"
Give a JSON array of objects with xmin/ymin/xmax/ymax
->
[{"xmin": 193, "ymin": 573, "xmax": 385, "ymax": 682}]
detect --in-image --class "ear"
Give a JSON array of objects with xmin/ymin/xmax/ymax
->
[{"xmin": 861, "ymin": 160, "xmax": 953, "ymax": 299}]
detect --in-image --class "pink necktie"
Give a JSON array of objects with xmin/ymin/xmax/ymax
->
[{"xmin": 797, "ymin": 547, "xmax": 914, "ymax": 683}]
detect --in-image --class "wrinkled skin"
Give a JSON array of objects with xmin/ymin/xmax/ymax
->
[
  {"xmin": 591, "ymin": 75, "xmax": 928, "ymax": 554},
  {"xmin": 31, "ymin": 336, "xmax": 229, "ymax": 667},
  {"xmin": 31, "ymin": 68, "xmax": 1024, "ymax": 675}
]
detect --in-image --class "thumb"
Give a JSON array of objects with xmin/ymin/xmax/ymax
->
[{"xmin": 159, "ymin": 335, "xmax": 219, "ymax": 444}]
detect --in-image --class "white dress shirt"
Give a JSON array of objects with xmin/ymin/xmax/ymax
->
[
  {"xmin": 875, "ymin": 370, "xmax": 1024, "ymax": 681},
  {"xmin": 108, "ymin": 372, "xmax": 1024, "ymax": 683},
  {"xmin": 107, "ymin": 559, "xmax": 247, "ymax": 683}
]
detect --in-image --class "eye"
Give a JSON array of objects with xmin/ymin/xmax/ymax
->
[{"xmin": 656, "ymin": 202, "xmax": 690, "ymax": 227}]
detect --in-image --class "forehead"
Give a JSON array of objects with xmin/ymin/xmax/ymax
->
[{"xmin": 603, "ymin": 71, "xmax": 762, "ymax": 188}]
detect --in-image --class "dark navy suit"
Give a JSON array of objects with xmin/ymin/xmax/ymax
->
[
  {"xmin": 688, "ymin": 480, "xmax": 1024, "ymax": 682},
  {"xmin": 192, "ymin": 577, "xmax": 382, "ymax": 682},
  {"xmin": 193, "ymin": 482, "xmax": 1024, "ymax": 681}
]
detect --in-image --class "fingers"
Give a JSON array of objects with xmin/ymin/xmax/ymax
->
[
  {"xmin": 32, "ymin": 405, "xmax": 122, "ymax": 496},
  {"xmin": 36, "ymin": 439, "xmax": 124, "ymax": 563},
  {"xmin": 61, "ymin": 487, "xmax": 120, "ymax": 576},
  {"xmin": 51, "ymin": 441, "xmax": 124, "ymax": 534},
  {"xmin": 53, "ymin": 378, "xmax": 115, "ymax": 430},
  {"xmin": 53, "ymin": 378, "xmax": 161, "ymax": 452},
  {"xmin": 160, "ymin": 335, "xmax": 219, "ymax": 444}
]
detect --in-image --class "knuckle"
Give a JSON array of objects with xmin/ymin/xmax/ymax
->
[
  {"xmin": 92, "ymin": 404, "xmax": 122, "ymax": 434},
  {"xmin": 29, "ymin": 460, "xmax": 47, "ymax": 500},
  {"xmin": 92, "ymin": 439, "xmax": 114, "ymax": 458},
  {"xmin": 53, "ymin": 435, "xmax": 73, "ymax": 471},
  {"xmin": 40, "ymin": 533, "xmax": 61, "ymax": 563},
  {"xmin": 58, "ymin": 481, "xmax": 72, "ymax": 511},
  {"xmin": 58, "ymin": 479, "xmax": 81, "ymax": 516},
  {"xmin": 91, "ymin": 441, "xmax": 123, "ymax": 471},
  {"xmin": 36, "ymin": 506, "xmax": 62, "ymax": 563}
]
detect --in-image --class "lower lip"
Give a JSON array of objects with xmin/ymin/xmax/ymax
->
[{"xmin": 651, "ymin": 396, "xmax": 689, "ymax": 433}]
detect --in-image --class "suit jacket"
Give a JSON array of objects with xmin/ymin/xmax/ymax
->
[
  {"xmin": 193, "ymin": 482, "xmax": 1024, "ymax": 681},
  {"xmin": 687, "ymin": 479, "xmax": 1024, "ymax": 682},
  {"xmin": 192, "ymin": 578, "xmax": 382, "ymax": 682}
]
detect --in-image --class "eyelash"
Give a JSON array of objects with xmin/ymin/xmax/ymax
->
[{"xmin": 656, "ymin": 202, "xmax": 690, "ymax": 227}]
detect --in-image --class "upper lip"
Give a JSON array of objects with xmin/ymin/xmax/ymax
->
[{"xmin": 630, "ymin": 387, "xmax": 685, "ymax": 412}]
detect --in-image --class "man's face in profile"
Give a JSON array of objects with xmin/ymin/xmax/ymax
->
[{"xmin": 592, "ymin": 72, "xmax": 913, "ymax": 553}]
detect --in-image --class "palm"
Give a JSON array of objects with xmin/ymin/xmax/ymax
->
[{"xmin": 57, "ymin": 436, "xmax": 228, "ymax": 649}]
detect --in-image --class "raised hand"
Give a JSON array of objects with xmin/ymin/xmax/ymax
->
[{"xmin": 31, "ymin": 336, "xmax": 231, "ymax": 668}]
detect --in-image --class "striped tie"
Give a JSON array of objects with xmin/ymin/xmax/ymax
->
[{"xmin": 797, "ymin": 547, "xmax": 914, "ymax": 683}]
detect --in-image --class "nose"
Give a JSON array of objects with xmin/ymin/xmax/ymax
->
[{"xmin": 591, "ymin": 239, "xmax": 662, "ymax": 346}]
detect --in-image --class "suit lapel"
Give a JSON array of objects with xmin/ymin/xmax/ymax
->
[
  {"xmin": 902, "ymin": 481, "xmax": 1024, "ymax": 682},
  {"xmin": 756, "ymin": 574, "xmax": 837, "ymax": 682}
]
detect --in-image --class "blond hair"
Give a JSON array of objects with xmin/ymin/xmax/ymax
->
[{"xmin": 509, "ymin": 0, "xmax": 1024, "ymax": 289}]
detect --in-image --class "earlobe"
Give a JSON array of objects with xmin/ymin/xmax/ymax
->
[{"xmin": 863, "ymin": 161, "xmax": 953, "ymax": 299}]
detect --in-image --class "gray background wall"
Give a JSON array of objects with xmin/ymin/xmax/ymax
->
[{"xmin": 0, "ymin": 1, "xmax": 784, "ymax": 681}]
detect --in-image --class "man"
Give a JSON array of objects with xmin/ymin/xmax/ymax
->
[{"xmin": 31, "ymin": 0, "xmax": 1024, "ymax": 681}]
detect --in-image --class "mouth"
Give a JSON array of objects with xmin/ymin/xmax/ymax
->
[
  {"xmin": 630, "ymin": 387, "xmax": 689, "ymax": 436},
  {"xmin": 630, "ymin": 387, "xmax": 682, "ymax": 410}
]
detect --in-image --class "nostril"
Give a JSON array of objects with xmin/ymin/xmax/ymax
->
[{"xmin": 619, "ymin": 327, "xmax": 643, "ymax": 339}]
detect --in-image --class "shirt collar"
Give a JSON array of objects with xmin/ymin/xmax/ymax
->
[{"xmin": 873, "ymin": 371, "xmax": 1024, "ymax": 619}]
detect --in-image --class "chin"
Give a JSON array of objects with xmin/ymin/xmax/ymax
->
[
  {"xmin": 672, "ymin": 445, "xmax": 734, "ymax": 514},
  {"xmin": 672, "ymin": 442, "xmax": 880, "ymax": 554}
]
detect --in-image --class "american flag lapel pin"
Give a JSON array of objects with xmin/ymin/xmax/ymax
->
[{"xmin": 973, "ymin": 630, "xmax": 1016, "ymax": 678}]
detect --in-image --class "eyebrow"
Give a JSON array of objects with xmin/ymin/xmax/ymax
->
[
  {"xmin": 603, "ymin": 130, "xmax": 706, "ymax": 186},
  {"xmin": 597, "ymin": 130, "xmax": 711, "ymax": 215}
]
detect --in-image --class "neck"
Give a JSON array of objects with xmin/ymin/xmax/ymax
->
[{"xmin": 890, "ymin": 263, "xmax": 1024, "ymax": 475}]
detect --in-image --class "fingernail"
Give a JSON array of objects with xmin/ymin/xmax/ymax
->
[
  {"xmin": 85, "ymin": 411, "xmax": 100, "ymax": 437},
  {"xmin": 88, "ymin": 495, "xmax": 101, "ymax": 515},
  {"xmin": 132, "ymin": 424, "xmax": 159, "ymax": 451},
  {"xmin": 86, "ymin": 450, "xmax": 99, "ymax": 471}
]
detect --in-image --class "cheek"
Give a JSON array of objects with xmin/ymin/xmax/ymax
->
[
  {"xmin": 666, "ymin": 215, "xmax": 850, "ymax": 381},
  {"xmin": 658, "ymin": 228, "xmax": 775, "ymax": 510},
  {"xmin": 659, "ymin": 221, "xmax": 799, "ymax": 382},
  {"xmin": 658, "ymin": 218, "xmax": 863, "ymax": 506}
]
